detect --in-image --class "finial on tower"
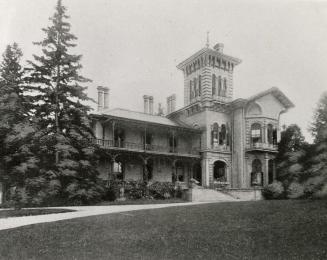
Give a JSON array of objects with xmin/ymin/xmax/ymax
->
[{"xmin": 206, "ymin": 31, "xmax": 210, "ymax": 48}]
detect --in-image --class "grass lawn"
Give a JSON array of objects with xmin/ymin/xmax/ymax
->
[
  {"xmin": 0, "ymin": 208, "xmax": 75, "ymax": 219},
  {"xmin": 0, "ymin": 200, "xmax": 326, "ymax": 260}
]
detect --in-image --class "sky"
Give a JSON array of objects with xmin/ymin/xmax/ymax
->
[{"xmin": 1, "ymin": 0, "xmax": 327, "ymax": 142}]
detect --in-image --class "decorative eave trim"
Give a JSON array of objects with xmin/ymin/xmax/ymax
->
[{"xmin": 176, "ymin": 47, "xmax": 242, "ymax": 70}]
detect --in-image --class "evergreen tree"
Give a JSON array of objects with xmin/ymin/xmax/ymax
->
[
  {"xmin": 0, "ymin": 43, "xmax": 38, "ymax": 206},
  {"xmin": 276, "ymin": 124, "xmax": 308, "ymax": 185},
  {"xmin": 27, "ymin": 0, "xmax": 103, "ymax": 205},
  {"xmin": 305, "ymin": 92, "xmax": 327, "ymax": 198}
]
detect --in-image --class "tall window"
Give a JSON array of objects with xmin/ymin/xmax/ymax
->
[
  {"xmin": 267, "ymin": 124, "xmax": 273, "ymax": 144},
  {"xmin": 251, "ymin": 123, "xmax": 262, "ymax": 144},
  {"xmin": 219, "ymin": 124, "xmax": 226, "ymax": 145},
  {"xmin": 212, "ymin": 74, "xmax": 216, "ymax": 95},
  {"xmin": 211, "ymin": 123, "xmax": 219, "ymax": 147},
  {"xmin": 223, "ymin": 78, "xmax": 227, "ymax": 96},
  {"xmin": 218, "ymin": 76, "xmax": 222, "ymax": 96},
  {"xmin": 190, "ymin": 80, "xmax": 193, "ymax": 100},
  {"xmin": 198, "ymin": 75, "xmax": 202, "ymax": 97},
  {"xmin": 194, "ymin": 78, "xmax": 198, "ymax": 97}
]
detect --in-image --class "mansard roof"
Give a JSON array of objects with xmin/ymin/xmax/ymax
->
[
  {"xmin": 176, "ymin": 47, "xmax": 242, "ymax": 70},
  {"xmin": 231, "ymin": 87, "xmax": 295, "ymax": 110},
  {"xmin": 91, "ymin": 108, "xmax": 200, "ymax": 132}
]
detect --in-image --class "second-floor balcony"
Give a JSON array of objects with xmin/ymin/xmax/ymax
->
[
  {"xmin": 95, "ymin": 139, "xmax": 201, "ymax": 158},
  {"xmin": 246, "ymin": 142, "xmax": 278, "ymax": 152}
]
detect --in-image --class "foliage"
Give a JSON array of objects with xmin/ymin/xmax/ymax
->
[
  {"xmin": 262, "ymin": 181, "xmax": 284, "ymax": 200},
  {"xmin": 0, "ymin": 43, "xmax": 38, "ymax": 206},
  {"xmin": 148, "ymin": 182, "xmax": 176, "ymax": 199},
  {"xmin": 275, "ymin": 124, "xmax": 309, "ymax": 185},
  {"xmin": 13, "ymin": 0, "xmax": 105, "ymax": 205},
  {"xmin": 286, "ymin": 182, "xmax": 304, "ymax": 199}
]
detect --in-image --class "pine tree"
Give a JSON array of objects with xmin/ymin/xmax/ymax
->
[
  {"xmin": 27, "ymin": 0, "xmax": 103, "ymax": 205},
  {"xmin": 0, "ymin": 43, "xmax": 37, "ymax": 206},
  {"xmin": 305, "ymin": 92, "xmax": 327, "ymax": 198},
  {"xmin": 275, "ymin": 124, "xmax": 308, "ymax": 185}
]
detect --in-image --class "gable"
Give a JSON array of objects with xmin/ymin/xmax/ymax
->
[{"xmin": 251, "ymin": 93, "xmax": 286, "ymax": 119}]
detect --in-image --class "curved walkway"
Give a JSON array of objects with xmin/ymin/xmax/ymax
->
[{"xmin": 0, "ymin": 201, "xmax": 227, "ymax": 231}]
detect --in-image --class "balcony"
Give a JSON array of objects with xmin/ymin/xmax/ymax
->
[
  {"xmin": 211, "ymin": 144, "xmax": 230, "ymax": 152},
  {"xmin": 246, "ymin": 142, "xmax": 278, "ymax": 152},
  {"xmin": 94, "ymin": 139, "xmax": 201, "ymax": 158}
]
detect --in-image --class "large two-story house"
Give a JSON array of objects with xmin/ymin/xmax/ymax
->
[{"xmin": 92, "ymin": 42, "xmax": 294, "ymax": 200}]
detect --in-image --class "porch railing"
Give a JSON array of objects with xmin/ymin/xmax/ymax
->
[
  {"xmin": 95, "ymin": 139, "xmax": 200, "ymax": 156},
  {"xmin": 246, "ymin": 142, "xmax": 278, "ymax": 151}
]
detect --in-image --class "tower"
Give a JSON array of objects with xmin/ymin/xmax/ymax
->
[{"xmin": 176, "ymin": 41, "xmax": 241, "ymax": 107}]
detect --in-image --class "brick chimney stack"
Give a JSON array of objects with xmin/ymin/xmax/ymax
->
[
  {"xmin": 97, "ymin": 86, "xmax": 109, "ymax": 111},
  {"xmin": 149, "ymin": 96, "xmax": 154, "ymax": 115},
  {"xmin": 167, "ymin": 94, "xmax": 176, "ymax": 114}
]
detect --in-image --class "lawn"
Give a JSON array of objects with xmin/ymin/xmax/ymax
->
[
  {"xmin": 0, "ymin": 208, "xmax": 75, "ymax": 219},
  {"xmin": 0, "ymin": 200, "xmax": 326, "ymax": 259}
]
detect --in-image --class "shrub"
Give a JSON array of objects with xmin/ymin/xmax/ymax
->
[
  {"xmin": 148, "ymin": 182, "xmax": 175, "ymax": 199},
  {"xmin": 313, "ymin": 183, "xmax": 327, "ymax": 199},
  {"xmin": 286, "ymin": 182, "xmax": 304, "ymax": 199},
  {"xmin": 262, "ymin": 181, "xmax": 285, "ymax": 200},
  {"xmin": 303, "ymin": 175, "xmax": 326, "ymax": 197}
]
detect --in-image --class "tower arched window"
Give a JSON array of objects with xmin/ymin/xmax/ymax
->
[
  {"xmin": 251, "ymin": 123, "xmax": 262, "ymax": 145},
  {"xmin": 212, "ymin": 74, "xmax": 216, "ymax": 95},
  {"xmin": 219, "ymin": 124, "xmax": 226, "ymax": 145},
  {"xmin": 218, "ymin": 76, "xmax": 222, "ymax": 96},
  {"xmin": 223, "ymin": 78, "xmax": 227, "ymax": 96},
  {"xmin": 198, "ymin": 75, "xmax": 202, "ymax": 96}
]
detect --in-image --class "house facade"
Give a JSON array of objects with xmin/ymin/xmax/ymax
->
[{"xmin": 92, "ymin": 42, "xmax": 294, "ymax": 192}]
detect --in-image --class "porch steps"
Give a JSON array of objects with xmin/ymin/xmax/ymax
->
[{"xmin": 186, "ymin": 188, "xmax": 240, "ymax": 202}]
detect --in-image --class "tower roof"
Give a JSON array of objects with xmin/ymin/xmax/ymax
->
[{"xmin": 177, "ymin": 46, "xmax": 241, "ymax": 70}]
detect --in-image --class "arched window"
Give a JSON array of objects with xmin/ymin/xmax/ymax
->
[
  {"xmin": 194, "ymin": 78, "xmax": 197, "ymax": 97},
  {"xmin": 218, "ymin": 76, "xmax": 222, "ymax": 96},
  {"xmin": 267, "ymin": 124, "xmax": 274, "ymax": 144},
  {"xmin": 212, "ymin": 74, "xmax": 216, "ymax": 95},
  {"xmin": 198, "ymin": 75, "xmax": 202, "ymax": 96},
  {"xmin": 273, "ymin": 128, "xmax": 278, "ymax": 145},
  {"xmin": 251, "ymin": 159, "xmax": 263, "ymax": 186},
  {"xmin": 189, "ymin": 80, "xmax": 193, "ymax": 100},
  {"xmin": 213, "ymin": 161, "xmax": 227, "ymax": 181},
  {"xmin": 251, "ymin": 123, "xmax": 262, "ymax": 145},
  {"xmin": 219, "ymin": 124, "xmax": 226, "ymax": 145},
  {"xmin": 211, "ymin": 123, "xmax": 219, "ymax": 147},
  {"xmin": 223, "ymin": 78, "xmax": 227, "ymax": 96}
]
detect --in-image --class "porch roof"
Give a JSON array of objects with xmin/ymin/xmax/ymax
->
[{"xmin": 91, "ymin": 108, "xmax": 201, "ymax": 132}]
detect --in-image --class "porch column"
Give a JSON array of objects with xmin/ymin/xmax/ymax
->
[
  {"xmin": 201, "ymin": 157, "xmax": 210, "ymax": 187},
  {"xmin": 172, "ymin": 160, "xmax": 177, "ymax": 183},
  {"xmin": 112, "ymin": 121, "xmax": 115, "ymax": 146},
  {"xmin": 264, "ymin": 153, "xmax": 269, "ymax": 186}
]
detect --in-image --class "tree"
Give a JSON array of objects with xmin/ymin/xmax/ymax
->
[
  {"xmin": 0, "ymin": 43, "xmax": 37, "ymax": 206},
  {"xmin": 305, "ymin": 92, "xmax": 327, "ymax": 198},
  {"xmin": 275, "ymin": 124, "xmax": 308, "ymax": 186},
  {"xmin": 26, "ymin": 0, "xmax": 103, "ymax": 205}
]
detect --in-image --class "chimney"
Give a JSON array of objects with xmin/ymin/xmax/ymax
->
[
  {"xmin": 97, "ymin": 86, "xmax": 104, "ymax": 111},
  {"xmin": 97, "ymin": 86, "xmax": 110, "ymax": 111},
  {"xmin": 149, "ymin": 96, "xmax": 154, "ymax": 115},
  {"xmin": 103, "ymin": 87, "xmax": 109, "ymax": 109},
  {"xmin": 171, "ymin": 94, "xmax": 176, "ymax": 112},
  {"xmin": 167, "ymin": 94, "xmax": 176, "ymax": 114},
  {"xmin": 143, "ymin": 95, "xmax": 149, "ymax": 114},
  {"xmin": 213, "ymin": 43, "xmax": 224, "ymax": 53}
]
